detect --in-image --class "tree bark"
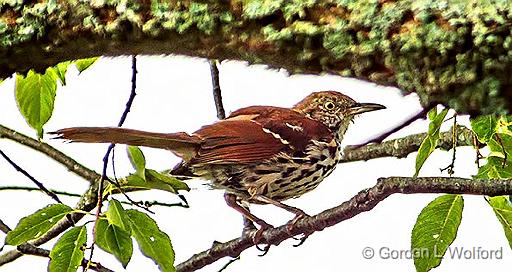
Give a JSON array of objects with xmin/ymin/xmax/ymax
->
[{"xmin": 1, "ymin": 1, "xmax": 511, "ymax": 114}]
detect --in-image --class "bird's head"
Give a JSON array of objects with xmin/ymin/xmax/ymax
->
[{"xmin": 293, "ymin": 91, "xmax": 386, "ymax": 138}]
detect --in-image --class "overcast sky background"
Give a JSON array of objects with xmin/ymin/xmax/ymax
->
[{"xmin": 0, "ymin": 56, "xmax": 510, "ymax": 271}]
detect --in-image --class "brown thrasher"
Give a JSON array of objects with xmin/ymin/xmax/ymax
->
[{"xmin": 53, "ymin": 91, "xmax": 384, "ymax": 242}]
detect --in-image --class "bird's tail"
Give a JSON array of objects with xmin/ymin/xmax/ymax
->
[{"xmin": 51, "ymin": 127, "xmax": 201, "ymax": 160}]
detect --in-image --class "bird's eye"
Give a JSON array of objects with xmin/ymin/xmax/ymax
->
[{"xmin": 324, "ymin": 101, "xmax": 335, "ymax": 110}]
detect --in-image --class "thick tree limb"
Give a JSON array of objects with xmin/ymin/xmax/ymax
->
[
  {"xmin": 176, "ymin": 176, "xmax": 512, "ymax": 272},
  {"xmin": 1, "ymin": 1, "xmax": 512, "ymax": 114}
]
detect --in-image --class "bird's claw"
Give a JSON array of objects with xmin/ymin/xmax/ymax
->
[
  {"xmin": 252, "ymin": 222, "xmax": 273, "ymax": 256},
  {"xmin": 292, "ymin": 231, "xmax": 312, "ymax": 247},
  {"xmin": 285, "ymin": 212, "xmax": 311, "ymax": 247}
]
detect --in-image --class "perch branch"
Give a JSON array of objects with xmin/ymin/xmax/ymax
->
[{"xmin": 176, "ymin": 176, "xmax": 512, "ymax": 272}]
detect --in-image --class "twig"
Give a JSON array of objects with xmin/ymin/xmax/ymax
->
[
  {"xmin": 88, "ymin": 54, "xmax": 139, "ymax": 269},
  {"xmin": 217, "ymin": 256, "xmax": 240, "ymax": 272},
  {"xmin": 175, "ymin": 176, "xmax": 512, "ymax": 272},
  {"xmin": 0, "ymin": 185, "xmax": 185, "ymax": 209},
  {"xmin": 0, "ymin": 149, "xmax": 62, "ymax": 203},
  {"xmin": 209, "ymin": 60, "xmax": 225, "ymax": 120},
  {"xmin": 0, "ymin": 186, "xmax": 82, "ymax": 198},
  {"xmin": 16, "ymin": 243, "xmax": 113, "ymax": 272},
  {"xmin": 440, "ymin": 115, "xmax": 457, "ymax": 176},
  {"xmin": 0, "ymin": 219, "xmax": 11, "ymax": 234},
  {"xmin": 354, "ymin": 107, "xmax": 429, "ymax": 147},
  {"xmin": 0, "ymin": 124, "xmax": 100, "ymax": 182},
  {"xmin": 495, "ymin": 133, "xmax": 508, "ymax": 167}
]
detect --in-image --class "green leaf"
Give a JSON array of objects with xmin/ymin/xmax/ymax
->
[
  {"xmin": 6, "ymin": 204, "xmax": 73, "ymax": 245},
  {"xmin": 146, "ymin": 169, "xmax": 190, "ymax": 192},
  {"xmin": 127, "ymin": 146, "xmax": 146, "ymax": 180},
  {"xmin": 120, "ymin": 170, "xmax": 189, "ymax": 194},
  {"xmin": 412, "ymin": 194, "xmax": 463, "ymax": 272},
  {"xmin": 488, "ymin": 196, "xmax": 512, "ymax": 249},
  {"xmin": 48, "ymin": 226, "xmax": 87, "ymax": 272},
  {"xmin": 47, "ymin": 61, "xmax": 71, "ymax": 86},
  {"xmin": 475, "ymin": 157, "xmax": 512, "ymax": 179},
  {"xmin": 75, "ymin": 57, "xmax": 99, "ymax": 73},
  {"xmin": 471, "ymin": 115, "xmax": 498, "ymax": 143},
  {"xmin": 96, "ymin": 218, "xmax": 133, "ymax": 268},
  {"xmin": 15, "ymin": 70, "xmax": 58, "ymax": 138},
  {"xmin": 414, "ymin": 108, "xmax": 449, "ymax": 177},
  {"xmin": 106, "ymin": 199, "xmax": 131, "ymax": 232},
  {"xmin": 126, "ymin": 209, "xmax": 175, "ymax": 272}
]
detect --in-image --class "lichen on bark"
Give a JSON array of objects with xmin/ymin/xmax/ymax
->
[{"xmin": 1, "ymin": 0, "xmax": 512, "ymax": 115}]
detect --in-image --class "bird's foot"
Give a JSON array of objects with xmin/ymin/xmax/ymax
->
[
  {"xmin": 252, "ymin": 221, "xmax": 273, "ymax": 256},
  {"xmin": 286, "ymin": 212, "xmax": 312, "ymax": 247}
]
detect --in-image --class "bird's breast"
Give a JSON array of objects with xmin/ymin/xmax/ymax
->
[{"xmin": 237, "ymin": 138, "xmax": 341, "ymax": 202}]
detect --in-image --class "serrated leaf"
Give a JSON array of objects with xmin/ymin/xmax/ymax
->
[
  {"xmin": 47, "ymin": 61, "xmax": 71, "ymax": 86},
  {"xmin": 471, "ymin": 115, "xmax": 498, "ymax": 143},
  {"xmin": 412, "ymin": 194, "xmax": 463, "ymax": 272},
  {"xmin": 106, "ymin": 199, "xmax": 131, "ymax": 232},
  {"xmin": 15, "ymin": 70, "xmax": 58, "ymax": 138},
  {"xmin": 6, "ymin": 204, "xmax": 73, "ymax": 245},
  {"xmin": 96, "ymin": 218, "xmax": 133, "ymax": 268},
  {"xmin": 488, "ymin": 196, "xmax": 512, "ymax": 249},
  {"xmin": 487, "ymin": 135, "xmax": 512, "ymax": 163},
  {"xmin": 127, "ymin": 146, "xmax": 146, "ymax": 180},
  {"xmin": 126, "ymin": 209, "xmax": 175, "ymax": 272},
  {"xmin": 414, "ymin": 108, "xmax": 449, "ymax": 177},
  {"xmin": 48, "ymin": 226, "xmax": 87, "ymax": 272},
  {"xmin": 75, "ymin": 57, "xmax": 99, "ymax": 73},
  {"xmin": 475, "ymin": 157, "xmax": 512, "ymax": 179}
]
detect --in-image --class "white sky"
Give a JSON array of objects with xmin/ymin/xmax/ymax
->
[{"xmin": 0, "ymin": 56, "xmax": 510, "ymax": 271}]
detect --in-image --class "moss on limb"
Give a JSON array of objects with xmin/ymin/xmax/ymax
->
[{"xmin": 1, "ymin": 0, "xmax": 512, "ymax": 115}]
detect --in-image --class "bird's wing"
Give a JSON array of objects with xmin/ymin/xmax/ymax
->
[{"xmin": 189, "ymin": 107, "xmax": 333, "ymax": 165}]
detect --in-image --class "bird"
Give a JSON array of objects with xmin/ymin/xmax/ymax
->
[{"xmin": 52, "ymin": 91, "xmax": 385, "ymax": 244}]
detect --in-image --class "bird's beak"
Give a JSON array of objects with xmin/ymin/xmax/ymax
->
[{"xmin": 347, "ymin": 102, "xmax": 386, "ymax": 115}]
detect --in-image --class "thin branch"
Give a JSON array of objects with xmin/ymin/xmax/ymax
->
[
  {"xmin": 0, "ymin": 219, "xmax": 11, "ymax": 234},
  {"xmin": 88, "ymin": 54, "xmax": 138, "ymax": 269},
  {"xmin": 176, "ymin": 176, "xmax": 512, "ymax": 272},
  {"xmin": 16, "ymin": 244, "xmax": 113, "ymax": 272},
  {"xmin": 0, "ymin": 185, "xmax": 186, "ymax": 209},
  {"xmin": 0, "ymin": 186, "xmax": 82, "ymax": 198},
  {"xmin": 0, "ymin": 181, "xmax": 99, "ymax": 266},
  {"xmin": 340, "ymin": 125, "xmax": 474, "ymax": 163},
  {"xmin": 354, "ymin": 107, "xmax": 429, "ymax": 147},
  {"xmin": 0, "ymin": 124, "xmax": 100, "ymax": 182},
  {"xmin": 0, "ymin": 149, "xmax": 62, "ymax": 203},
  {"xmin": 209, "ymin": 60, "xmax": 225, "ymax": 120}
]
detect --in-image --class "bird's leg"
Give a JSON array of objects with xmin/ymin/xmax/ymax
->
[
  {"xmin": 224, "ymin": 193, "xmax": 273, "ymax": 252},
  {"xmin": 250, "ymin": 195, "xmax": 312, "ymax": 246},
  {"xmin": 240, "ymin": 201, "xmax": 257, "ymax": 232}
]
